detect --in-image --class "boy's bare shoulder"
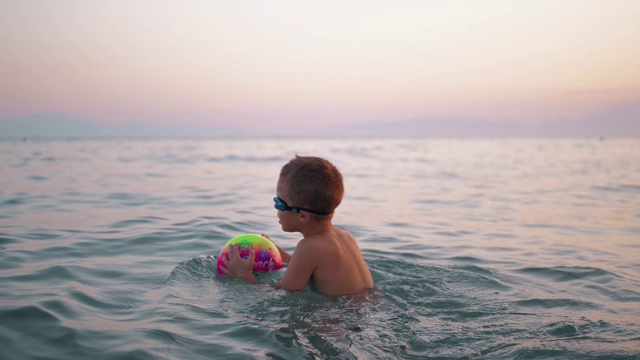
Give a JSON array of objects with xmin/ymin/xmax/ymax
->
[
  {"xmin": 297, "ymin": 227, "xmax": 354, "ymax": 253},
  {"xmin": 296, "ymin": 228, "xmax": 330, "ymax": 246},
  {"xmin": 289, "ymin": 237, "xmax": 327, "ymax": 268},
  {"xmin": 295, "ymin": 235, "xmax": 327, "ymax": 251}
]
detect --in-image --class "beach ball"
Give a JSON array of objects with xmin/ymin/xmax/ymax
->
[{"xmin": 216, "ymin": 234, "xmax": 283, "ymax": 276}]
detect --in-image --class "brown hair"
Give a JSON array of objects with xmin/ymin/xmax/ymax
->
[{"xmin": 279, "ymin": 155, "xmax": 344, "ymax": 216}]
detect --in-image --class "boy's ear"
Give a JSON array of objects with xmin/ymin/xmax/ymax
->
[{"xmin": 299, "ymin": 210, "xmax": 312, "ymax": 223}]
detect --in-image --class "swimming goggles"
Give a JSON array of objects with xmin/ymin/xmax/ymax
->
[{"xmin": 273, "ymin": 196, "xmax": 331, "ymax": 216}]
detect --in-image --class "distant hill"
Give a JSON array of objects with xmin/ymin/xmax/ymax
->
[
  {"xmin": 530, "ymin": 99, "xmax": 640, "ymax": 137},
  {"xmin": 320, "ymin": 99, "xmax": 640, "ymax": 138},
  {"xmin": 1, "ymin": 99, "xmax": 638, "ymax": 139},
  {"xmin": 322, "ymin": 117, "xmax": 528, "ymax": 138},
  {"xmin": 0, "ymin": 113, "xmax": 105, "ymax": 138},
  {"xmin": 0, "ymin": 113, "xmax": 239, "ymax": 139}
]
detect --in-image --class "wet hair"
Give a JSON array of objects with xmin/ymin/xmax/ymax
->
[{"xmin": 279, "ymin": 155, "xmax": 344, "ymax": 217}]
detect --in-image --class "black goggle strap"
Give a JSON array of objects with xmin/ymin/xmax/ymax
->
[{"xmin": 274, "ymin": 197, "xmax": 331, "ymax": 216}]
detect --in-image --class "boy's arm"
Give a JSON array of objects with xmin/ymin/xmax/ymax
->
[
  {"xmin": 276, "ymin": 240, "xmax": 317, "ymax": 291},
  {"xmin": 222, "ymin": 238, "xmax": 312, "ymax": 290}
]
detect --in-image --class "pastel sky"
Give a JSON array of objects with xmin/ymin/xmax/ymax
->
[{"xmin": 1, "ymin": 0, "xmax": 639, "ymax": 131}]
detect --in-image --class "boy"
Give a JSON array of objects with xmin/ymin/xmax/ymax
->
[{"xmin": 222, "ymin": 155, "xmax": 374, "ymax": 297}]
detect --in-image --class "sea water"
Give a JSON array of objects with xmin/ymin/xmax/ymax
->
[{"xmin": 1, "ymin": 137, "xmax": 639, "ymax": 359}]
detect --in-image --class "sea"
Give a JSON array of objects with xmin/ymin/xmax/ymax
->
[{"xmin": 1, "ymin": 137, "xmax": 639, "ymax": 359}]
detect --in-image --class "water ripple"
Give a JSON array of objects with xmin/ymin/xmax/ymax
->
[{"xmin": 1, "ymin": 138, "xmax": 640, "ymax": 359}]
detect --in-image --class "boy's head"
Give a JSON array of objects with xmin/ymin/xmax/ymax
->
[{"xmin": 277, "ymin": 155, "xmax": 344, "ymax": 218}]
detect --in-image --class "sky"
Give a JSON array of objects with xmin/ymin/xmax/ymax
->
[{"xmin": 1, "ymin": 0, "xmax": 639, "ymax": 133}]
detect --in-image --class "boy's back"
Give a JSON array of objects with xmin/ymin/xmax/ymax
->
[{"xmin": 278, "ymin": 227, "xmax": 374, "ymax": 297}]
